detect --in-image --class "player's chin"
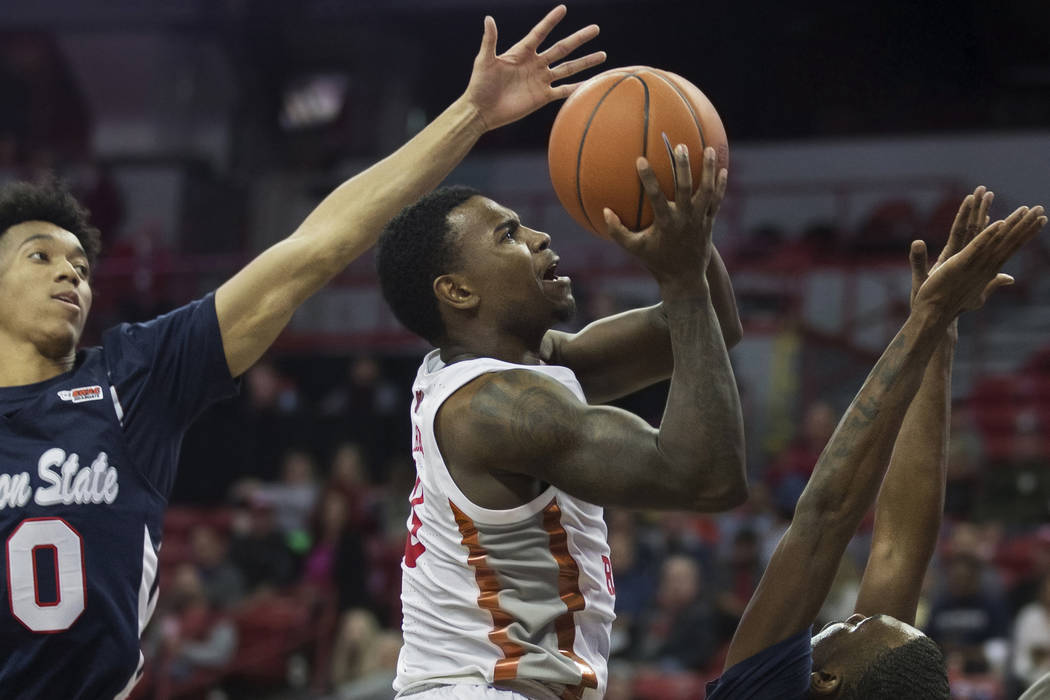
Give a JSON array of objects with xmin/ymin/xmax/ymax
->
[
  {"xmin": 35, "ymin": 326, "xmax": 79, "ymax": 359},
  {"xmin": 553, "ymin": 296, "xmax": 576, "ymax": 324},
  {"xmin": 36, "ymin": 331, "xmax": 78, "ymax": 358}
]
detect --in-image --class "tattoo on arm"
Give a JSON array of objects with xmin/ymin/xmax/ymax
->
[{"xmin": 468, "ymin": 372, "xmax": 580, "ymax": 457}]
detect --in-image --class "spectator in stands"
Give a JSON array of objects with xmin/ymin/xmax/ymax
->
[
  {"xmin": 331, "ymin": 624, "xmax": 403, "ymax": 700},
  {"xmin": 318, "ymin": 355, "xmax": 400, "ymax": 477},
  {"xmin": 606, "ymin": 510, "xmax": 660, "ymax": 656},
  {"xmin": 252, "ymin": 448, "xmax": 321, "ymax": 540},
  {"xmin": 713, "ymin": 528, "xmax": 763, "ymax": 644},
  {"xmin": 227, "ymin": 498, "xmax": 298, "ymax": 595},
  {"xmin": 631, "ymin": 554, "xmax": 717, "ymax": 672},
  {"xmin": 158, "ymin": 564, "xmax": 238, "ymax": 681},
  {"xmin": 927, "ymin": 552, "xmax": 1011, "ymax": 675},
  {"xmin": 764, "ymin": 399, "xmax": 836, "ymax": 510},
  {"xmin": 299, "ymin": 486, "xmax": 384, "ymax": 692},
  {"xmin": 236, "ymin": 360, "xmax": 308, "ymax": 481},
  {"xmin": 327, "ymin": 441, "xmax": 378, "ymax": 531},
  {"xmin": 1013, "ymin": 574, "xmax": 1050, "ymax": 691},
  {"xmin": 945, "ymin": 405, "xmax": 984, "ymax": 520},
  {"xmin": 304, "ymin": 489, "xmax": 374, "ymax": 613},
  {"xmin": 188, "ymin": 524, "xmax": 244, "ymax": 610},
  {"xmin": 984, "ymin": 411, "xmax": 1050, "ymax": 526},
  {"xmin": 603, "ymin": 661, "xmax": 636, "ymax": 700},
  {"xmin": 653, "ymin": 510, "xmax": 717, "ymax": 566},
  {"xmin": 1009, "ymin": 526, "xmax": 1050, "ymax": 614}
]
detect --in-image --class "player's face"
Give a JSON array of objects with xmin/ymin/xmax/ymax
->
[
  {"xmin": 447, "ymin": 196, "xmax": 575, "ymax": 332},
  {"xmin": 811, "ymin": 613, "xmax": 925, "ymax": 669},
  {"xmin": 0, "ymin": 221, "xmax": 93, "ymax": 359}
]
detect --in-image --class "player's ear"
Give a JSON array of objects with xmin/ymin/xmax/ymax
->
[
  {"xmin": 810, "ymin": 669, "xmax": 842, "ymax": 695},
  {"xmin": 434, "ymin": 273, "xmax": 479, "ymax": 311}
]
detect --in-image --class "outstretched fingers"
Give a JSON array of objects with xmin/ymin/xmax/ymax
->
[
  {"xmin": 540, "ymin": 24, "xmax": 600, "ymax": 64},
  {"xmin": 992, "ymin": 206, "xmax": 1044, "ymax": 261},
  {"xmin": 513, "ymin": 4, "xmax": 568, "ymax": 53},
  {"xmin": 971, "ymin": 188, "xmax": 994, "ymax": 244},
  {"xmin": 1006, "ymin": 206, "xmax": 1048, "ymax": 255},
  {"xmin": 944, "ymin": 187, "xmax": 989, "ymax": 260},
  {"xmin": 964, "ymin": 205, "xmax": 1047, "ymax": 280},
  {"xmin": 549, "ymin": 50, "xmax": 607, "ymax": 82}
]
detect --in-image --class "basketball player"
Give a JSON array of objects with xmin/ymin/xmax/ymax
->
[
  {"xmin": 0, "ymin": 7, "xmax": 605, "ymax": 698},
  {"xmin": 375, "ymin": 143, "xmax": 746, "ymax": 699},
  {"xmin": 705, "ymin": 191, "xmax": 1047, "ymax": 699}
]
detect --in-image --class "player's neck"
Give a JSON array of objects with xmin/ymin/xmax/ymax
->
[
  {"xmin": 0, "ymin": 336, "xmax": 75, "ymax": 387},
  {"xmin": 440, "ymin": 327, "xmax": 543, "ymax": 366}
]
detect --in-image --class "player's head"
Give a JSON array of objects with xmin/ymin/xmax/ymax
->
[
  {"xmin": 0, "ymin": 178, "xmax": 101, "ymax": 357},
  {"xmin": 377, "ymin": 186, "xmax": 575, "ymax": 348},
  {"xmin": 809, "ymin": 614, "xmax": 948, "ymax": 699}
]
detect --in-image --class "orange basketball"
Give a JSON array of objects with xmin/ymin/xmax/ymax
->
[{"xmin": 548, "ymin": 66, "xmax": 728, "ymax": 238}]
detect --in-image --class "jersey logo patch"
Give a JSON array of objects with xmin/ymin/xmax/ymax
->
[{"xmin": 57, "ymin": 385, "xmax": 104, "ymax": 404}]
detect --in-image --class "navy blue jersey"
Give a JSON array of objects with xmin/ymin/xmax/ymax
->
[
  {"xmin": 705, "ymin": 627, "xmax": 813, "ymax": 700},
  {"xmin": 0, "ymin": 294, "xmax": 236, "ymax": 700}
]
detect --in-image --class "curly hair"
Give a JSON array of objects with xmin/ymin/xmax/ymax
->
[
  {"xmin": 0, "ymin": 178, "xmax": 101, "ymax": 266},
  {"xmin": 840, "ymin": 636, "xmax": 949, "ymax": 700},
  {"xmin": 375, "ymin": 185, "xmax": 480, "ymax": 345}
]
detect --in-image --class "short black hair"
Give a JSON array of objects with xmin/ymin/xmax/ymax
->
[
  {"xmin": 375, "ymin": 185, "xmax": 480, "ymax": 345},
  {"xmin": 840, "ymin": 636, "xmax": 949, "ymax": 700},
  {"xmin": 0, "ymin": 178, "xmax": 101, "ymax": 267}
]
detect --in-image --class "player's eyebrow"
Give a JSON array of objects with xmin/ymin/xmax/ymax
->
[
  {"xmin": 493, "ymin": 217, "xmax": 520, "ymax": 238},
  {"xmin": 18, "ymin": 233, "xmax": 88, "ymax": 259}
]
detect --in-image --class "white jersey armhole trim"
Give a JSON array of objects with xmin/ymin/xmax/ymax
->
[{"xmin": 416, "ymin": 352, "xmax": 584, "ymax": 526}]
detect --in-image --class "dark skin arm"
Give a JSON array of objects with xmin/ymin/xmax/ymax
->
[
  {"xmin": 437, "ymin": 146, "xmax": 747, "ymax": 512},
  {"xmin": 853, "ymin": 187, "xmax": 993, "ymax": 624},
  {"xmin": 541, "ymin": 246, "xmax": 742, "ymax": 404},
  {"xmin": 721, "ymin": 200, "xmax": 1046, "ymax": 669}
]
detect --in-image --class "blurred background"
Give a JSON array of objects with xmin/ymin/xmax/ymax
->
[{"xmin": 2, "ymin": 0, "xmax": 1049, "ymax": 698}]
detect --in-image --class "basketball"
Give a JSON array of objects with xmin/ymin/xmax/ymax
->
[{"xmin": 548, "ymin": 66, "xmax": 729, "ymax": 238}]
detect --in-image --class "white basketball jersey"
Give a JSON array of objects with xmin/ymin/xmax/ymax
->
[{"xmin": 395, "ymin": 351, "xmax": 616, "ymax": 700}]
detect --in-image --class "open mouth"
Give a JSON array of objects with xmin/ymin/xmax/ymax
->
[
  {"xmin": 542, "ymin": 261, "xmax": 559, "ymax": 281},
  {"xmin": 52, "ymin": 292, "xmax": 79, "ymax": 309}
]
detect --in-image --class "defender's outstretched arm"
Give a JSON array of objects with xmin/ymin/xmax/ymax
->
[{"xmin": 215, "ymin": 6, "xmax": 605, "ymax": 377}]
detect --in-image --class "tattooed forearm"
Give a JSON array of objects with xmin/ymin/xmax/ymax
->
[
  {"xmin": 656, "ymin": 288, "xmax": 747, "ymax": 509},
  {"xmin": 798, "ymin": 314, "xmax": 947, "ymax": 528}
]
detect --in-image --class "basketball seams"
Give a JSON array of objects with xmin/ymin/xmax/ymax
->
[
  {"xmin": 549, "ymin": 65, "xmax": 726, "ymax": 237},
  {"xmin": 647, "ymin": 70, "xmax": 707, "ymax": 151},
  {"xmin": 573, "ymin": 71, "xmax": 639, "ymax": 234},
  {"xmin": 646, "ymin": 70, "xmax": 706, "ymax": 207},
  {"xmin": 631, "ymin": 75, "xmax": 651, "ymax": 231}
]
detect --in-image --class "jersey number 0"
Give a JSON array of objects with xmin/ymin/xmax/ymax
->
[{"xmin": 6, "ymin": 517, "xmax": 86, "ymax": 633}]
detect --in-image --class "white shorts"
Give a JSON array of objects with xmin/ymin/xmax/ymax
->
[{"xmin": 397, "ymin": 685, "xmax": 532, "ymax": 700}]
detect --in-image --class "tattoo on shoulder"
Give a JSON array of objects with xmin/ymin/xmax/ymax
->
[{"xmin": 469, "ymin": 371, "xmax": 580, "ymax": 455}]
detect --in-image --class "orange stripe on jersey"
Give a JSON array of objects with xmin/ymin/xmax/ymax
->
[
  {"xmin": 542, "ymin": 499, "xmax": 598, "ymax": 696},
  {"xmin": 449, "ymin": 500, "xmax": 524, "ymax": 682}
]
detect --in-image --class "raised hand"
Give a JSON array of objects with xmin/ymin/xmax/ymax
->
[
  {"xmin": 603, "ymin": 145, "xmax": 728, "ymax": 290},
  {"xmin": 914, "ymin": 202, "xmax": 1046, "ymax": 319},
  {"xmin": 464, "ymin": 5, "xmax": 606, "ymax": 131},
  {"xmin": 909, "ymin": 186, "xmax": 995, "ymax": 308}
]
